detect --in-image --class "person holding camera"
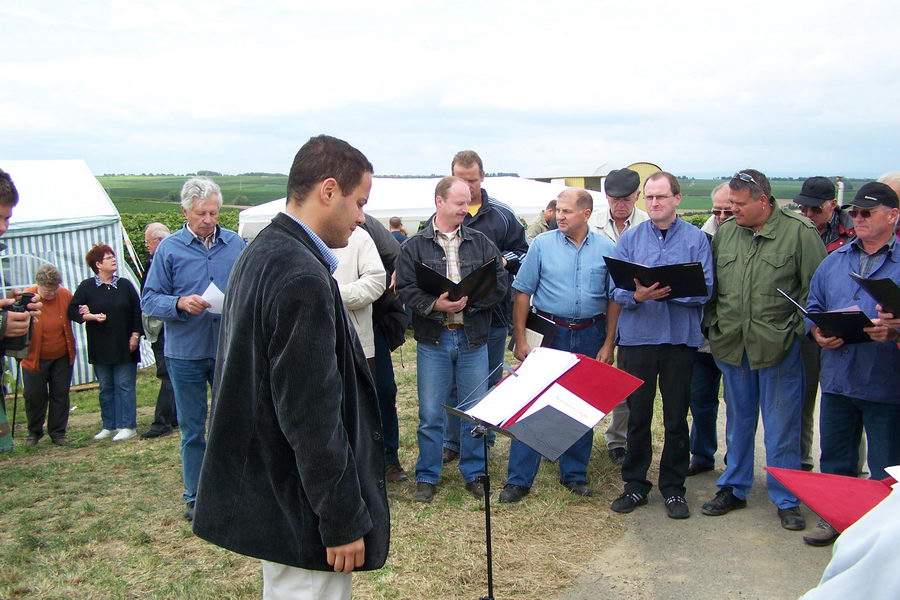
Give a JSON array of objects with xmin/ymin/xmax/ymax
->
[
  {"xmin": 69, "ymin": 244, "xmax": 143, "ymax": 442},
  {"xmin": 0, "ymin": 169, "xmax": 42, "ymax": 452},
  {"xmin": 22, "ymin": 264, "xmax": 76, "ymax": 446}
]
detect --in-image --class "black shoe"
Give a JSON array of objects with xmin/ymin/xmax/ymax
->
[
  {"xmin": 384, "ymin": 463, "xmax": 408, "ymax": 483},
  {"xmin": 183, "ymin": 501, "xmax": 195, "ymax": 522},
  {"xmin": 24, "ymin": 437, "xmax": 40, "ymax": 446},
  {"xmin": 611, "ymin": 491, "xmax": 648, "ymax": 513},
  {"xmin": 465, "ymin": 479, "xmax": 485, "ymax": 499},
  {"xmin": 664, "ymin": 495, "xmax": 690, "ymax": 519},
  {"xmin": 687, "ymin": 462, "xmax": 714, "ymax": 477},
  {"xmin": 778, "ymin": 507, "xmax": 806, "ymax": 531},
  {"xmin": 607, "ymin": 447, "xmax": 626, "ymax": 466},
  {"xmin": 414, "ymin": 482, "xmax": 436, "ymax": 503},
  {"xmin": 701, "ymin": 487, "xmax": 747, "ymax": 516},
  {"xmin": 140, "ymin": 427, "xmax": 173, "ymax": 440},
  {"xmin": 801, "ymin": 463, "xmax": 814, "ymax": 472},
  {"xmin": 499, "ymin": 484, "xmax": 530, "ymax": 503},
  {"xmin": 442, "ymin": 448, "xmax": 459, "ymax": 464},
  {"xmin": 562, "ymin": 481, "xmax": 592, "ymax": 496}
]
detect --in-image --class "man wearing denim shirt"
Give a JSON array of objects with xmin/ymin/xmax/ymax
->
[
  {"xmin": 701, "ymin": 169, "xmax": 825, "ymax": 531},
  {"xmin": 608, "ymin": 172, "xmax": 713, "ymax": 520},
  {"xmin": 498, "ymin": 187, "xmax": 617, "ymax": 503},
  {"xmin": 141, "ymin": 177, "xmax": 245, "ymax": 521},
  {"xmin": 395, "ymin": 176, "xmax": 508, "ymax": 503},
  {"xmin": 802, "ymin": 182, "xmax": 900, "ymax": 547}
]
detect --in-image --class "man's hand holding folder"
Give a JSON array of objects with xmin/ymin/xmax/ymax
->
[{"xmin": 632, "ymin": 278, "xmax": 672, "ymax": 302}]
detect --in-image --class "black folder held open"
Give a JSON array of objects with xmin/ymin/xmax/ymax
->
[
  {"xmin": 603, "ymin": 256, "xmax": 707, "ymax": 300},
  {"xmin": 415, "ymin": 257, "xmax": 498, "ymax": 302},
  {"xmin": 849, "ymin": 272, "xmax": 900, "ymax": 315},
  {"xmin": 778, "ymin": 288, "xmax": 875, "ymax": 344}
]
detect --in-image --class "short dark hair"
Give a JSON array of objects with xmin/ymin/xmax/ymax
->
[
  {"xmin": 0, "ymin": 169, "xmax": 19, "ymax": 207},
  {"xmin": 572, "ymin": 189, "xmax": 593, "ymax": 211},
  {"xmin": 389, "ymin": 216, "xmax": 403, "ymax": 228},
  {"xmin": 86, "ymin": 244, "xmax": 114, "ymax": 274},
  {"xmin": 729, "ymin": 168, "xmax": 771, "ymax": 200},
  {"xmin": 546, "ymin": 199, "xmax": 557, "ymax": 210},
  {"xmin": 435, "ymin": 176, "xmax": 464, "ymax": 200},
  {"xmin": 451, "ymin": 150, "xmax": 484, "ymax": 175},
  {"xmin": 646, "ymin": 171, "xmax": 681, "ymax": 196},
  {"xmin": 287, "ymin": 135, "xmax": 373, "ymax": 206}
]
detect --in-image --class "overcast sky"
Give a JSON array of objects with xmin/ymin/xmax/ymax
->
[{"xmin": 2, "ymin": 0, "xmax": 898, "ymax": 178}]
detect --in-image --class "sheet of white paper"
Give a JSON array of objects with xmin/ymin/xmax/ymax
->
[
  {"xmin": 465, "ymin": 347, "xmax": 578, "ymax": 426},
  {"xmin": 519, "ymin": 382, "xmax": 605, "ymax": 428},
  {"xmin": 524, "ymin": 328, "xmax": 544, "ymax": 349},
  {"xmin": 886, "ymin": 465, "xmax": 900, "ymax": 489},
  {"xmin": 201, "ymin": 282, "xmax": 225, "ymax": 314}
]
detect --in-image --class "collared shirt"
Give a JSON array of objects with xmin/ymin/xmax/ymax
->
[
  {"xmin": 282, "ymin": 212, "xmax": 338, "ymax": 274},
  {"xmin": 853, "ymin": 235, "xmax": 894, "ymax": 278},
  {"xmin": 820, "ymin": 208, "xmax": 856, "ymax": 253},
  {"xmin": 94, "ymin": 274, "xmax": 120, "ymax": 289},
  {"xmin": 611, "ymin": 217, "xmax": 713, "ymax": 347},
  {"xmin": 589, "ymin": 205, "xmax": 649, "ymax": 244},
  {"xmin": 806, "ymin": 236, "xmax": 900, "ymax": 404},
  {"xmin": 513, "ymin": 229, "xmax": 615, "ymax": 320},
  {"xmin": 434, "ymin": 226, "xmax": 464, "ymax": 325},
  {"xmin": 705, "ymin": 205, "xmax": 826, "ymax": 369},
  {"xmin": 141, "ymin": 223, "xmax": 246, "ymax": 360},
  {"xmin": 187, "ymin": 224, "xmax": 219, "ymax": 250}
]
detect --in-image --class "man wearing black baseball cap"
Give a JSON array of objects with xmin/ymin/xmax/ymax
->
[
  {"xmin": 589, "ymin": 167, "xmax": 648, "ymax": 466},
  {"xmin": 803, "ymin": 181, "xmax": 900, "ymax": 546},
  {"xmin": 794, "ymin": 176, "xmax": 855, "ymax": 253}
]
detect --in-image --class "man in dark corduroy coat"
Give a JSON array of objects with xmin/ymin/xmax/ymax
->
[{"xmin": 193, "ymin": 135, "xmax": 389, "ymax": 599}]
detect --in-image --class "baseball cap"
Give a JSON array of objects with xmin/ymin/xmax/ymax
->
[
  {"xmin": 850, "ymin": 182, "xmax": 899, "ymax": 209},
  {"xmin": 794, "ymin": 176, "xmax": 835, "ymax": 207}
]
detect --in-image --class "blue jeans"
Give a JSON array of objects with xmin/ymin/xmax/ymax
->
[
  {"xmin": 94, "ymin": 363, "xmax": 137, "ymax": 430},
  {"xmin": 689, "ymin": 351, "xmax": 722, "ymax": 469},
  {"xmin": 167, "ymin": 357, "xmax": 215, "ymax": 504},
  {"xmin": 443, "ymin": 325, "xmax": 507, "ymax": 453},
  {"xmin": 820, "ymin": 392, "xmax": 900, "ymax": 480},
  {"xmin": 506, "ymin": 317, "xmax": 606, "ymax": 488},
  {"xmin": 415, "ymin": 328, "xmax": 488, "ymax": 485},
  {"xmin": 715, "ymin": 339, "xmax": 803, "ymax": 509},
  {"xmin": 373, "ymin": 325, "xmax": 400, "ymax": 466}
]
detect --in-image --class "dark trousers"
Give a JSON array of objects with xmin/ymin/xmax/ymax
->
[
  {"xmin": 688, "ymin": 351, "xmax": 722, "ymax": 469},
  {"xmin": 148, "ymin": 333, "xmax": 177, "ymax": 432},
  {"xmin": 619, "ymin": 344, "xmax": 695, "ymax": 498},
  {"xmin": 373, "ymin": 324, "xmax": 401, "ymax": 466},
  {"xmin": 23, "ymin": 356, "xmax": 74, "ymax": 440}
]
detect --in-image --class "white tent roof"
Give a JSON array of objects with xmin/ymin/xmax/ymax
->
[
  {"xmin": 1, "ymin": 159, "xmax": 120, "ymax": 234},
  {"xmin": 239, "ymin": 176, "xmax": 608, "ymax": 239}
]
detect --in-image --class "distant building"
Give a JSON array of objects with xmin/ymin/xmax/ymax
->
[{"xmin": 524, "ymin": 161, "xmax": 662, "ymax": 210}]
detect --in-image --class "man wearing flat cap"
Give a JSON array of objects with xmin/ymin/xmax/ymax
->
[
  {"xmin": 794, "ymin": 176, "xmax": 857, "ymax": 471},
  {"xmin": 802, "ymin": 181, "xmax": 900, "ymax": 547},
  {"xmin": 795, "ymin": 176, "xmax": 855, "ymax": 253},
  {"xmin": 589, "ymin": 167, "xmax": 648, "ymax": 466}
]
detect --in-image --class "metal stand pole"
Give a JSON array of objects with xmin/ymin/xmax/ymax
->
[{"xmin": 473, "ymin": 425, "xmax": 495, "ymax": 600}]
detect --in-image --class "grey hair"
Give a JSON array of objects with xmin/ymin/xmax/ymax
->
[
  {"xmin": 180, "ymin": 177, "xmax": 222, "ymax": 212},
  {"xmin": 34, "ymin": 263, "xmax": 62, "ymax": 287},
  {"xmin": 710, "ymin": 182, "xmax": 729, "ymax": 199},
  {"xmin": 878, "ymin": 171, "xmax": 900, "ymax": 188},
  {"xmin": 144, "ymin": 222, "xmax": 171, "ymax": 241}
]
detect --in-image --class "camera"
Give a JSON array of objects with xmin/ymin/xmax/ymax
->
[{"xmin": 4, "ymin": 292, "xmax": 35, "ymax": 352}]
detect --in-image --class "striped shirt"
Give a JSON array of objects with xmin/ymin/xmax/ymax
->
[{"xmin": 434, "ymin": 227, "xmax": 464, "ymax": 325}]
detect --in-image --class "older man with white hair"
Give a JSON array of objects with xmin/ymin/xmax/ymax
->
[{"xmin": 142, "ymin": 177, "xmax": 245, "ymax": 521}]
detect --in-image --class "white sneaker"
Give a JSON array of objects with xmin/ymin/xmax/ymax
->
[
  {"xmin": 94, "ymin": 429, "xmax": 114, "ymax": 440},
  {"xmin": 112, "ymin": 428, "xmax": 136, "ymax": 441}
]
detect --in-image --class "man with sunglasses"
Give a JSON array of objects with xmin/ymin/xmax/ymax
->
[
  {"xmin": 802, "ymin": 182, "xmax": 900, "ymax": 547},
  {"xmin": 686, "ymin": 183, "xmax": 731, "ymax": 477},
  {"xmin": 589, "ymin": 167, "xmax": 648, "ymax": 466},
  {"xmin": 795, "ymin": 176, "xmax": 855, "ymax": 253},
  {"xmin": 702, "ymin": 169, "xmax": 826, "ymax": 531}
]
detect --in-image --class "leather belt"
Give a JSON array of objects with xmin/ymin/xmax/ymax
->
[
  {"xmin": 442, "ymin": 323, "xmax": 464, "ymax": 330},
  {"xmin": 536, "ymin": 310, "xmax": 605, "ymax": 331}
]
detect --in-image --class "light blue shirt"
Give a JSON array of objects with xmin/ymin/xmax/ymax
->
[
  {"xmin": 141, "ymin": 224, "xmax": 246, "ymax": 360},
  {"xmin": 611, "ymin": 217, "xmax": 713, "ymax": 347},
  {"xmin": 512, "ymin": 228, "xmax": 615, "ymax": 319},
  {"xmin": 806, "ymin": 236, "xmax": 900, "ymax": 404}
]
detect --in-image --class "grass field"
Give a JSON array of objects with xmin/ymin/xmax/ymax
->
[{"xmin": 0, "ymin": 338, "xmax": 665, "ymax": 600}]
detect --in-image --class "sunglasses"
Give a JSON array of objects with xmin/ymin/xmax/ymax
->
[
  {"xmin": 848, "ymin": 208, "xmax": 879, "ymax": 219},
  {"xmin": 732, "ymin": 172, "xmax": 760, "ymax": 187},
  {"xmin": 798, "ymin": 205, "xmax": 824, "ymax": 215},
  {"xmin": 711, "ymin": 209, "xmax": 733, "ymax": 217}
]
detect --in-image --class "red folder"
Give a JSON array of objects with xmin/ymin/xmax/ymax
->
[{"xmin": 766, "ymin": 467, "xmax": 897, "ymax": 532}]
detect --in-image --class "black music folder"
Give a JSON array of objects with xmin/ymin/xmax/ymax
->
[
  {"xmin": 414, "ymin": 257, "xmax": 498, "ymax": 302},
  {"xmin": 778, "ymin": 288, "xmax": 875, "ymax": 345},
  {"xmin": 507, "ymin": 311, "xmax": 558, "ymax": 352},
  {"xmin": 849, "ymin": 273, "xmax": 900, "ymax": 315},
  {"xmin": 604, "ymin": 256, "xmax": 707, "ymax": 300}
]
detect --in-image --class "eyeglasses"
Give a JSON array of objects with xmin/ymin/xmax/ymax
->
[
  {"xmin": 101, "ymin": 255, "xmax": 116, "ymax": 261},
  {"xmin": 732, "ymin": 172, "xmax": 760, "ymax": 187},
  {"xmin": 798, "ymin": 205, "xmax": 824, "ymax": 215},
  {"xmin": 848, "ymin": 208, "xmax": 879, "ymax": 219},
  {"xmin": 644, "ymin": 194, "xmax": 673, "ymax": 203},
  {"xmin": 711, "ymin": 209, "xmax": 733, "ymax": 217}
]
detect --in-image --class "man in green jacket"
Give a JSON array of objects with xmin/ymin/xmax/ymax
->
[{"xmin": 700, "ymin": 169, "xmax": 825, "ymax": 531}]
